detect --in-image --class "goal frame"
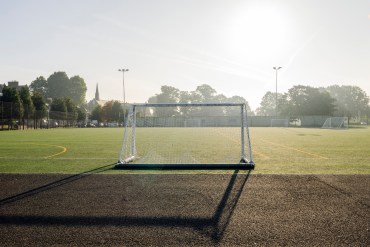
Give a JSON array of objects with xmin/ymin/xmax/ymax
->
[
  {"xmin": 116, "ymin": 103, "xmax": 255, "ymax": 170},
  {"xmin": 322, "ymin": 117, "xmax": 349, "ymax": 129}
]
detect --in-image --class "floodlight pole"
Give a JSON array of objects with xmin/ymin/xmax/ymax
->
[
  {"xmin": 118, "ymin": 68, "xmax": 129, "ymax": 105},
  {"xmin": 118, "ymin": 68, "xmax": 129, "ymax": 124},
  {"xmin": 46, "ymin": 98, "xmax": 52, "ymax": 129},
  {"xmin": 273, "ymin": 67, "xmax": 282, "ymax": 117}
]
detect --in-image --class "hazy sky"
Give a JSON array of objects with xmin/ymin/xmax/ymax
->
[{"xmin": 1, "ymin": 0, "xmax": 369, "ymax": 110}]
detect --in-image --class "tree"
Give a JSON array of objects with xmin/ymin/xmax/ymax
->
[
  {"xmin": 90, "ymin": 105, "xmax": 102, "ymax": 124},
  {"xmin": 178, "ymin": 91, "xmax": 193, "ymax": 116},
  {"xmin": 194, "ymin": 84, "xmax": 217, "ymax": 102},
  {"xmin": 31, "ymin": 93, "xmax": 47, "ymax": 129},
  {"xmin": 63, "ymin": 98, "xmax": 76, "ymax": 112},
  {"xmin": 101, "ymin": 101, "xmax": 114, "ymax": 123},
  {"xmin": 31, "ymin": 93, "xmax": 47, "ymax": 112},
  {"xmin": 69, "ymin": 75, "xmax": 87, "ymax": 105},
  {"xmin": 63, "ymin": 98, "xmax": 78, "ymax": 123},
  {"xmin": 256, "ymin": 91, "xmax": 283, "ymax": 116},
  {"xmin": 35, "ymin": 72, "xmax": 87, "ymax": 105},
  {"xmin": 99, "ymin": 100, "xmax": 123, "ymax": 124},
  {"xmin": 19, "ymin": 86, "xmax": 35, "ymax": 129},
  {"xmin": 280, "ymin": 85, "xmax": 336, "ymax": 116},
  {"xmin": 179, "ymin": 91, "xmax": 192, "ymax": 104},
  {"xmin": 50, "ymin": 98, "xmax": 67, "ymax": 123},
  {"xmin": 111, "ymin": 101, "xmax": 124, "ymax": 123},
  {"xmin": 159, "ymin": 85, "xmax": 180, "ymax": 103},
  {"xmin": 77, "ymin": 107, "xmax": 87, "ymax": 123},
  {"xmin": 47, "ymin": 72, "xmax": 70, "ymax": 100},
  {"xmin": 147, "ymin": 84, "xmax": 253, "ymax": 117},
  {"xmin": 30, "ymin": 76, "xmax": 47, "ymax": 98},
  {"xmin": 0, "ymin": 85, "xmax": 24, "ymax": 129},
  {"xmin": 227, "ymin": 95, "xmax": 253, "ymax": 116},
  {"xmin": 325, "ymin": 85, "xmax": 369, "ymax": 118},
  {"xmin": 148, "ymin": 85, "xmax": 180, "ymax": 116},
  {"xmin": 50, "ymin": 98, "xmax": 67, "ymax": 112}
]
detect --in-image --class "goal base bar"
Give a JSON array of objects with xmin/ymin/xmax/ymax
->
[{"xmin": 115, "ymin": 163, "xmax": 255, "ymax": 170}]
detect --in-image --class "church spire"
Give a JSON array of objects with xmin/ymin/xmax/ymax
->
[{"xmin": 95, "ymin": 83, "xmax": 100, "ymax": 101}]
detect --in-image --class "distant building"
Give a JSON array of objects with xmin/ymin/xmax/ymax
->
[
  {"xmin": 86, "ymin": 83, "xmax": 124, "ymax": 113},
  {"xmin": 0, "ymin": 81, "xmax": 27, "ymax": 96},
  {"xmin": 94, "ymin": 83, "xmax": 100, "ymax": 101},
  {"xmin": 8, "ymin": 81, "xmax": 25, "ymax": 90}
]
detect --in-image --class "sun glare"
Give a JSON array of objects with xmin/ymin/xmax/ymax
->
[{"xmin": 229, "ymin": 4, "xmax": 289, "ymax": 61}]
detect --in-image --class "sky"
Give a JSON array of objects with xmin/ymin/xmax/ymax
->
[{"xmin": 0, "ymin": 0, "xmax": 369, "ymax": 110}]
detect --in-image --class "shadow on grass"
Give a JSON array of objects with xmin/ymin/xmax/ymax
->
[
  {"xmin": 0, "ymin": 164, "xmax": 114, "ymax": 207},
  {"xmin": 0, "ymin": 169, "xmax": 251, "ymax": 243}
]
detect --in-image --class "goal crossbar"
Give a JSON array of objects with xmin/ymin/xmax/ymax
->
[{"xmin": 116, "ymin": 102, "xmax": 255, "ymax": 170}]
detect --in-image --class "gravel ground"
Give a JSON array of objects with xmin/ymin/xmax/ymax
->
[{"xmin": 0, "ymin": 171, "xmax": 369, "ymax": 246}]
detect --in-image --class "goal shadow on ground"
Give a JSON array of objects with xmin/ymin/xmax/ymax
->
[
  {"xmin": 0, "ymin": 164, "xmax": 114, "ymax": 207},
  {"xmin": 0, "ymin": 167, "xmax": 251, "ymax": 244}
]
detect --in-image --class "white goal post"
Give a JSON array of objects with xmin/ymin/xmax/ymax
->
[
  {"xmin": 322, "ymin": 117, "xmax": 349, "ymax": 129},
  {"xmin": 116, "ymin": 103, "xmax": 255, "ymax": 170}
]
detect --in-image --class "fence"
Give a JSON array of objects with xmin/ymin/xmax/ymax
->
[
  {"xmin": 248, "ymin": 116, "xmax": 330, "ymax": 127},
  {"xmin": 132, "ymin": 115, "xmax": 335, "ymax": 128}
]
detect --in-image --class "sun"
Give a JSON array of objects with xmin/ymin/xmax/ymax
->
[{"xmin": 228, "ymin": 3, "xmax": 289, "ymax": 62}]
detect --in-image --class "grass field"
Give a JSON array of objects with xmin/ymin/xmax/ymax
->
[{"xmin": 0, "ymin": 127, "xmax": 369, "ymax": 174}]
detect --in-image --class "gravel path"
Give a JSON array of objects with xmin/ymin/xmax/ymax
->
[{"xmin": 0, "ymin": 171, "xmax": 369, "ymax": 246}]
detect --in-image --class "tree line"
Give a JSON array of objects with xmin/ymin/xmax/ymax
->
[
  {"xmin": 0, "ymin": 85, "xmax": 87, "ymax": 129},
  {"xmin": 1, "ymin": 71, "xmax": 127, "ymax": 128},
  {"xmin": 0, "ymin": 71, "xmax": 87, "ymax": 129},
  {"xmin": 2, "ymin": 70, "xmax": 369, "ymax": 129},
  {"xmin": 90, "ymin": 100, "xmax": 124, "ymax": 126},
  {"xmin": 29, "ymin": 72, "xmax": 87, "ymax": 105},
  {"xmin": 256, "ymin": 85, "xmax": 369, "ymax": 118},
  {"xmin": 144, "ymin": 83, "xmax": 370, "ymax": 120},
  {"xmin": 146, "ymin": 84, "xmax": 252, "ymax": 117}
]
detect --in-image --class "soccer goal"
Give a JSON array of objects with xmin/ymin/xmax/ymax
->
[
  {"xmin": 271, "ymin": 118, "xmax": 289, "ymax": 127},
  {"xmin": 116, "ymin": 103, "xmax": 255, "ymax": 170},
  {"xmin": 322, "ymin": 117, "xmax": 349, "ymax": 129}
]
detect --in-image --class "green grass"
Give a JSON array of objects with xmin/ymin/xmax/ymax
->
[
  {"xmin": 252, "ymin": 127, "xmax": 370, "ymax": 174},
  {"xmin": 0, "ymin": 127, "xmax": 369, "ymax": 174}
]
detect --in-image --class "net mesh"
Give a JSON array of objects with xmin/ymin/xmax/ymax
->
[{"xmin": 322, "ymin": 117, "xmax": 348, "ymax": 129}]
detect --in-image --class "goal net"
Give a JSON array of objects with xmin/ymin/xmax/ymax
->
[
  {"xmin": 271, "ymin": 118, "xmax": 289, "ymax": 127},
  {"xmin": 116, "ymin": 103, "xmax": 254, "ymax": 169},
  {"xmin": 322, "ymin": 117, "xmax": 349, "ymax": 129}
]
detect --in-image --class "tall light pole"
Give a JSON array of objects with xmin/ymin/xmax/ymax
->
[
  {"xmin": 118, "ymin": 69, "xmax": 129, "ymax": 126},
  {"xmin": 118, "ymin": 69, "xmax": 129, "ymax": 104},
  {"xmin": 273, "ymin": 67, "xmax": 282, "ymax": 117}
]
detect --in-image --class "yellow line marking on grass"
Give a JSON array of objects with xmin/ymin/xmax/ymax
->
[
  {"xmin": 260, "ymin": 139, "xmax": 329, "ymax": 159},
  {"xmin": 27, "ymin": 143, "xmax": 68, "ymax": 159},
  {"xmin": 45, "ymin": 145, "xmax": 67, "ymax": 158}
]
